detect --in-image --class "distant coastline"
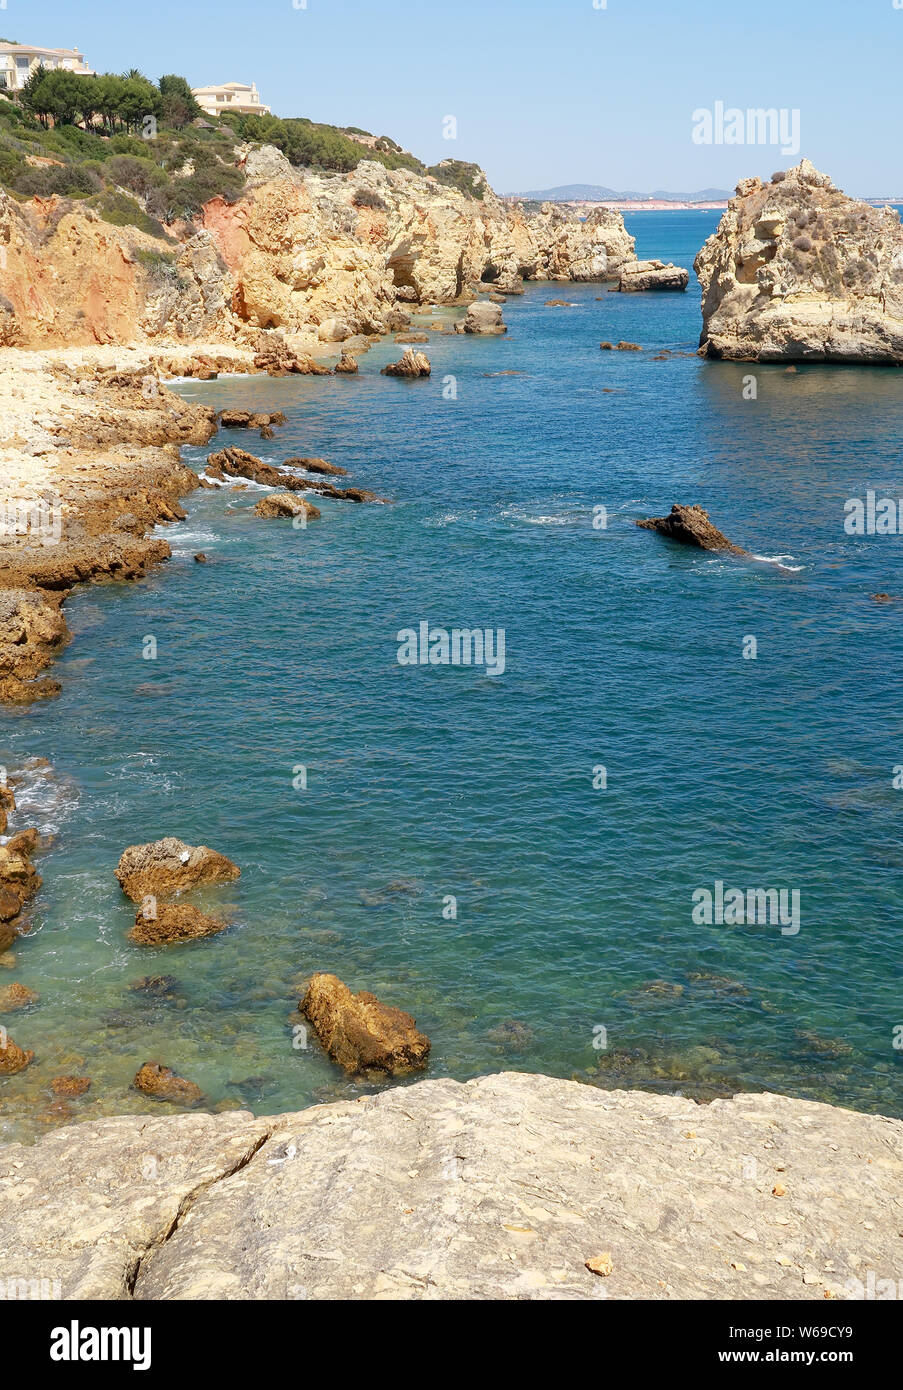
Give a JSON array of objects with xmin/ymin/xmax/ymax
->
[{"xmin": 506, "ymin": 192, "xmax": 903, "ymax": 214}]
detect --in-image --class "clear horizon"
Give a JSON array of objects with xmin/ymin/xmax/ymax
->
[{"xmin": 7, "ymin": 0, "xmax": 903, "ymax": 196}]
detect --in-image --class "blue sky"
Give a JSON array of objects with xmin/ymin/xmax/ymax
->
[{"xmin": 9, "ymin": 0, "xmax": 903, "ymax": 194}]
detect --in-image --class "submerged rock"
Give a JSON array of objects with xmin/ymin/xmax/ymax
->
[
  {"xmin": 617, "ymin": 260, "xmax": 689, "ymax": 292},
  {"xmin": 129, "ymin": 975, "xmax": 180, "ymax": 998},
  {"xmin": 115, "ymin": 837, "xmax": 240, "ymax": 903},
  {"xmin": 696, "ymin": 159, "xmax": 903, "ymax": 362},
  {"xmin": 133, "ymin": 1062, "xmax": 204, "ymax": 1105},
  {"xmin": 381, "ymin": 349, "xmax": 431, "ymax": 378},
  {"xmin": 0, "ymin": 982, "xmax": 38, "ymax": 1012},
  {"xmin": 301, "ymin": 972, "xmax": 430, "ymax": 1075},
  {"xmin": 636, "ymin": 503, "xmax": 746, "ymax": 554},
  {"xmin": 128, "ymin": 902, "xmax": 228, "ymax": 946},
  {"xmin": 253, "ymin": 494, "xmax": 321, "ymax": 522},
  {"xmin": 51, "ymin": 1076, "xmax": 91, "ymax": 1098}
]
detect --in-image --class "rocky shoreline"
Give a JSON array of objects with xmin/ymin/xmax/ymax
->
[{"xmin": 1, "ymin": 1071, "xmax": 900, "ymax": 1300}]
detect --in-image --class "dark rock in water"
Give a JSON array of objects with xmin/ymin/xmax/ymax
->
[
  {"xmin": 259, "ymin": 426, "xmax": 275, "ymax": 440},
  {"xmin": 194, "ymin": 552, "xmax": 208, "ymax": 563},
  {"xmin": 134, "ymin": 1062, "xmax": 203, "ymax": 1105},
  {"xmin": 219, "ymin": 409, "xmax": 285, "ymax": 429},
  {"xmin": 636, "ymin": 503, "xmax": 746, "ymax": 555},
  {"xmin": 487, "ymin": 1019, "xmax": 535, "ymax": 1051},
  {"xmin": 129, "ymin": 974, "xmax": 181, "ymax": 999},
  {"xmin": 871, "ymin": 593, "xmax": 899, "ymax": 603},
  {"xmin": 615, "ymin": 341, "xmax": 643, "ymax": 351},
  {"xmin": 599, "ymin": 341, "xmax": 614, "ymax": 350},
  {"xmin": 283, "ymin": 457, "xmax": 347, "ymax": 477},
  {"xmin": 208, "ymin": 447, "xmax": 385, "ymax": 503}
]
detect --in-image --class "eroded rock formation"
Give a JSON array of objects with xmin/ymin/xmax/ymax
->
[
  {"xmin": 617, "ymin": 260, "xmax": 689, "ymax": 293},
  {"xmin": 696, "ymin": 159, "xmax": 903, "ymax": 362},
  {"xmin": 128, "ymin": 903, "xmax": 228, "ymax": 946},
  {"xmin": 1, "ymin": 147, "xmax": 643, "ymax": 349},
  {"xmin": 637, "ymin": 503, "xmax": 746, "ymax": 554},
  {"xmin": 301, "ymin": 972, "xmax": 431, "ymax": 1075},
  {"xmin": 115, "ymin": 838, "xmax": 240, "ymax": 903}
]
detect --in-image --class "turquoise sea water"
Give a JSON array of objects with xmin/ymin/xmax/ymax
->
[{"xmin": 2, "ymin": 211, "xmax": 903, "ymax": 1142}]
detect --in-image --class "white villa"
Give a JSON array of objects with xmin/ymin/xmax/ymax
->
[
  {"xmin": 191, "ymin": 81, "xmax": 270, "ymax": 119},
  {"xmin": 0, "ymin": 42, "xmax": 94, "ymax": 93}
]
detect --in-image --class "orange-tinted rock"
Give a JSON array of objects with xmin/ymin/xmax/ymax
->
[
  {"xmin": 0, "ymin": 983, "xmax": 38, "ymax": 1012},
  {"xmin": 128, "ymin": 903, "xmax": 227, "ymax": 946},
  {"xmin": 253, "ymin": 494, "xmax": 321, "ymax": 521},
  {"xmin": 301, "ymin": 972, "xmax": 430, "ymax": 1075},
  {"xmin": 51, "ymin": 1075, "xmax": 91, "ymax": 1097},
  {"xmin": 0, "ymin": 1034, "xmax": 34, "ymax": 1075},
  {"xmin": 134, "ymin": 1062, "xmax": 203, "ymax": 1105},
  {"xmin": 115, "ymin": 837, "xmax": 240, "ymax": 902}
]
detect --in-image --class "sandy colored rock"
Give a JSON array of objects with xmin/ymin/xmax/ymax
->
[
  {"xmin": 115, "ymin": 837, "xmax": 240, "ymax": 903},
  {"xmin": 334, "ymin": 352, "xmax": 358, "ymax": 374},
  {"xmin": 128, "ymin": 902, "xmax": 228, "ymax": 946},
  {"xmin": 253, "ymin": 494, "xmax": 321, "ymax": 521},
  {"xmin": 696, "ymin": 159, "xmax": 903, "ymax": 362},
  {"xmin": 301, "ymin": 971, "xmax": 430, "ymax": 1074},
  {"xmin": 381, "ymin": 349, "xmax": 431, "ymax": 378},
  {"xmin": 134, "ymin": 1062, "xmax": 204, "ymax": 1105},
  {"xmin": 617, "ymin": 260, "xmax": 689, "ymax": 292},
  {"xmin": 0, "ymin": 982, "xmax": 38, "ymax": 1012},
  {"xmin": 455, "ymin": 301, "xmax": 507, "ymax": 335},
  {"xmin": 0, "ymin": 1033, "xmax": 33, "ymax": 1074},
  {"xmin": 0, "ymin": 1074, "xmax": 899, "ymax": 1300},
  {"xmin": 637, "ymin": 503, "xmax": 746, "ymax": 554}
]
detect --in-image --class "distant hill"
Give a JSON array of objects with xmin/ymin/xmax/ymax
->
[{"xmin": 513, "ymin": 183, "xmax": 732, "ymax": 203}]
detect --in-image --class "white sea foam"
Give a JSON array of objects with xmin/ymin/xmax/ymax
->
[{"xmin": 752, "ymin": 553, "xmax": 805, "ymax": 572}]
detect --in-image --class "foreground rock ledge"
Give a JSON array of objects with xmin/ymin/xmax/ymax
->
[{"xmin": 0, "ymin": 1073, "xmax": 899, "ymax": 1301}]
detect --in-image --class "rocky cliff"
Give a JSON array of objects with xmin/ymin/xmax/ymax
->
[
  {"xmin": 0, "ymin": 1072, "xmax": 899, "ymax": 1301},
  {"xmin": 0, "ymin": 146, "xmax": 637, "ymax": 349},
  {"xmin": 695, "ymin": 159, "xmax": 903, "ymax": 362}
]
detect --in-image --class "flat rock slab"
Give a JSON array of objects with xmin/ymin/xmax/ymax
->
[{"xmin": 1, "ymin": 1073, "xmax": 900, "ymax": 1300}]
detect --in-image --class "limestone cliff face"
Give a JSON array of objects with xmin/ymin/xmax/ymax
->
[
  {"xmin": 0, "ymin": 191, "xmax": 235, "ymax": 348},
  {"xmin": 0, "ymin": 146, "xmax": 638, "ymax": 347},
  {"xmin": 695, "ymin": 159, "xmax": 903, "ymax": 362},
  {"xmin": 200, "ymin": 149, "xmax": 638, "ymax": 338}
]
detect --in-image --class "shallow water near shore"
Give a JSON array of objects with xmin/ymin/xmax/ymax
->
[{"xmin": 3, "ymin": 212, "xmax": 903, "ymax": 1142}]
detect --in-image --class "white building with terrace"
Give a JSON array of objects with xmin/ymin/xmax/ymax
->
[
  {"xmin": 0, "ymin": 42, "xmax": 94, "ymax": 93},
  {"xmin": 191, "ymin": 81, "xmax": 270, "ymax": 119}
]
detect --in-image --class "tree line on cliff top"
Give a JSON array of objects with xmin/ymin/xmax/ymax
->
[{"xmin": 0, "ymin": 64, "xmax": 486, "ymax": 236}]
